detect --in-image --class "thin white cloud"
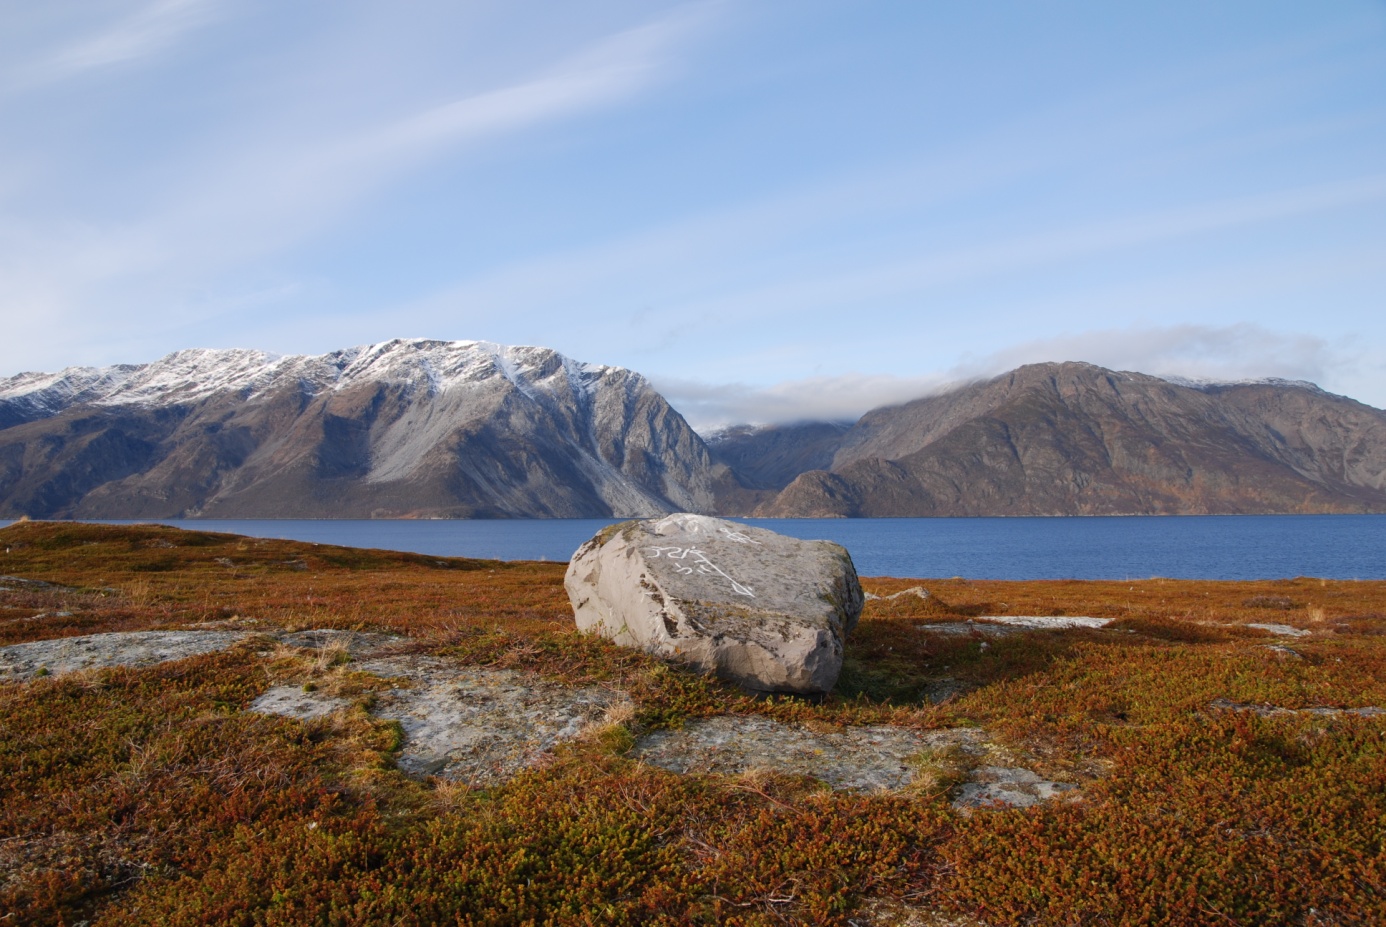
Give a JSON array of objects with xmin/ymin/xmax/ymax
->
[
  {"xmin": 35, "ymin": 0, "xmax": 220, "ymax": 81},
  {"xmin": 130, "ymin": 7, "xmax": 708, "ymax": 268},
  {"xmin": 331, "ymin": 15, "xmax": 690, "ymax": 179},
  {"xmin": 659, "ymin": 174, "xmax": 1386, "ymax": 326},
  {"xmin": 0, "ymin": 6, "xmax": 712, "ymax": 372}
]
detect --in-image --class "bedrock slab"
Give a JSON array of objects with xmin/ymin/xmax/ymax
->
[
  {"xmin": 250, "ymin": 654, "xmax": 621, "ymax": 784},
  {"xmin": 633, "ymin": 715, "xmax": 980, "ymax": 792},
  {"xmin": 565, "ymin": 514, "xmax": 863, "ymax": 695},
  {"xmin": 0, "ymin": 630, "xmax": 249, "ymax": 681}
]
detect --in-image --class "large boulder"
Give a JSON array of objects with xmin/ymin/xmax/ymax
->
[{"xmin": 565, "ymin": 513, "xmax": 863, "ymax": 695}]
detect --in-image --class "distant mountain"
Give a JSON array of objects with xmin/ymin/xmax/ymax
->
[
  {"xmin": 0, "ymin": 340, "xmax": 715, "ymax": 518},
  {"xmin": 5, "ymin": 351, "xmax": 1383, "ymax": 520},
  {"xmin": 705, "ymin": 421, "xmax": 853, "ymax": 491},
  {"xmin": 749, "ymin": 362, "xmax": 1386, "ymax": 516}
]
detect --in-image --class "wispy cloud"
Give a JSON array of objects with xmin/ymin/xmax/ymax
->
[
  {"xmin": 128, "ymin": 7, "xmax": 709, "ymax": 268},
  {"xmin": 326, "ymin": 15, "xmax": 693, "ymax": 187},
  {"xmin": 33, "ymin": 0, "xmax": 221, "ymax": 82},
  {"xmin": 0, "ymin": 6, "xmax": 713, "ymax": 373},
  {"xmin": 659, "ymin": 173, "xmax": 1386, "ymax": 325}
]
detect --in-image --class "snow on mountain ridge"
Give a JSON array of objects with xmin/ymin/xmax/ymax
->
[
  {"xmin": 1154, "ymin": 373, "xmax": 1325, "ymax": 393},
  {"xmin": 0, "ymin": 339, "xmax": 624, "ymax": 417}
]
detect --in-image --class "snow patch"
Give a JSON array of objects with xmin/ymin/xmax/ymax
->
[
  {"xmin": 1156, "ymin": 373, "xmax": 1324, "ymax": 394},
  {"xmin": 0, "ymin": 339, "xmax": 637, "ymax": 417}
]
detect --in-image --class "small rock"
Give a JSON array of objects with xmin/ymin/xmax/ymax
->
[
  {"xmin": 864, "ymin": 586, "xmax": 931, "ymax": 602},
  {"xmin": 954, "ymin": 766, "xmax": 1079, "ymax": 810},
  {"xmin": 250, "ymin": 685, "xmax": 350, "ymax": 720},
  {"xmin": 916, "ymin": 616, "xmax": 1110, "ymax": 636},
  {"xmin": 565, "ymin": 514, "xmax": 863, "ymax": 695},
  {"xmin": 1248, "ymin": 623, "xmax": 1311, "ymax": 638},
  {"xmin": 984, "ymin": 615, "xmax": 1110, "ymax": 630}
]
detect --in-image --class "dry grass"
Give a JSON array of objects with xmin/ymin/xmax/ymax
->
[{"xmin": 2, "ymin": 519, "xmax": 1385, "ymax": 925}]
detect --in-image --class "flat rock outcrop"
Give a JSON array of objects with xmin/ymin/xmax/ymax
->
[
  {"xmin": 0, "ymin": 630, "xmax": 250, "ymax": 681},
  {"xmin": 633, "ymin": 716, "xmax": 972, "ymax": 792},
  {"xmin": 565, "ymin": 514, "xmax": 863, "ymax": 695},
  {"xmin": 252, "ymin": 654, "xmax": 622, "ymax": 783},
  {"xmin": 0, "ymin": 624, "xmax": 1085, "ymax": 804},
  {"xmin": 633, "ymin": 715, "xmax": 1079, "ymax": 807}
]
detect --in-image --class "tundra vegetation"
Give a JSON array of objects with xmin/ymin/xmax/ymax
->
[{"xmin": 1, "ymin": 521, "xmax": 1383, "ymax": 926}]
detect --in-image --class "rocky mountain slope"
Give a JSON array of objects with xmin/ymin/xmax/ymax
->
[
  {"xmin": 5, "ymin": 350, "xmax": 1384, "ymax": 519},
  {"xmin": 706, "ymin": 421, "xmax": 852, "ymax": 491},
  {"xmin": 751, "ymin": 362, "xmax": 1386, "ymax": 516},
  {"xmin": 0, "ymin": 340, "xmax": 715, "ymax": 518}
]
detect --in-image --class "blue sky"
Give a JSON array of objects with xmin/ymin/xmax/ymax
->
[{"xmin": 2, "ymin": 1, "xmax": 1384, "ymax": 428}]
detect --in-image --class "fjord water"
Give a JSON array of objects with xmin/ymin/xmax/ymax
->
[{"xmin": 62, "ymin": 515, "xmax": 1386, "ymax": 580}]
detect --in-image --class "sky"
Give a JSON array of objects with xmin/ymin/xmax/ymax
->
[{"xmin": 2, "ymin": 1, "xmax": 1384, "ymax": 430}]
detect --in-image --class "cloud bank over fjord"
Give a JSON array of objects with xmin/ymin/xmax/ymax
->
[
  {"xmin": 653, "ymin": 372, "xmax": 955, "ymax": 434},
  {"xmin": 661, "ymin": 323, "xmax": 1364, "ymax": 433},
  {"xmin": 954, "ymin": 323, "xmax": 1346, "ymax": 387}
]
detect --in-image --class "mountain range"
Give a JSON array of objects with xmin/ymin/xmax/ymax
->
[{"xmin": 3, "ymin": 340, "xmax": 1384, "ymax": 519}]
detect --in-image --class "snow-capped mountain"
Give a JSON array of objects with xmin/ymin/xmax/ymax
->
[
  {"xmin": 5, "ymin": 348, "xmax": 1385, "ymax": 520},
  {"xmin": 0, "ymin": 340, "xmax": 717, "ymax": 519}
]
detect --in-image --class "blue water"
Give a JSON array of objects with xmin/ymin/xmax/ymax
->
[{"xmin": 18, "ymin": 515, "xmax": 1379, "ymax": 580}]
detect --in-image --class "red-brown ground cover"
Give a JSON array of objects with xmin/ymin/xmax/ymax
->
[{"xmin": 1, "ymin": 520, "xmax": 1383, "ymax": 925}]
